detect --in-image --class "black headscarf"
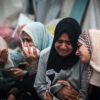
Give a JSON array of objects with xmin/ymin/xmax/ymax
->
[{"xmin": 47, "ymin": 17, "xmax": 81, "ymax": 72}]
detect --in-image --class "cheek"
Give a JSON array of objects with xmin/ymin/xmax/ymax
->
[
  {"xmin": 30, "ymin": 42, "xmax": 34, "ymax": 46},
  {"xmin": 79, "ymin": 47, "xmax": 83, "ymax": 53},
  {"xmin": 84, "ymin": 52, "xmax": 91, "ymax": 61},
  {"xmin": 54, "ymin": 43, "xmax": 59, "ymax": 49},
  {"xmin": 78, "ymin": 46, "xmax": 86, "ymax": 55},
  {"xmin": 81, "ymin": 50, "xmax": 90, "ymax": 62},
  {"xmin": 68, "ymin": 45, "xmax": 73, "ymax": 51},
  {"xmin": 23, "ymin": 41, "xmax": 28, "ymax": 46}
]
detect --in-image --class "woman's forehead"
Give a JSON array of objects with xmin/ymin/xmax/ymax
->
[{"xmin": 21, "ymin": 32, "xmax": 30, "ymax": 37}]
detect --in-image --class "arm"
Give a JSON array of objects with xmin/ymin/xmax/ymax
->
[
  {"xmin": 55, "ymin": 63, "xmax": 88, "ymax": 100},
  {"xmin": 52, "ymin": 71, "xmax": 80, "ymax": 100},
  {"xmin": 53, "ymin": 70, "xmax": 66, "ymax": 84},
  {"xmin": 56, "ymin": 81, "xmax": 81, "ymax": 100},
  {"xmin": 34, "ymin": 52, "xmax": 51, "ymax": 99},
  {"xmin": 79, "ymin": 63, "xmax": 88, "ymax": 100}
]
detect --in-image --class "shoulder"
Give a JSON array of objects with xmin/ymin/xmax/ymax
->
[
  {"xmin": 40, "ymin": 47, "xmax": 51, "ymax": 57},
  {"xmin": 76, "ymin": 60, "xmax": 88, "ymax": 71}
]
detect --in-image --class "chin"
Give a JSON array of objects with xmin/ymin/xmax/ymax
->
[
  {"xmin": 59, "ymin": 53, "xmax": 68, "ymax": 56},
  {"xmin": 81, "ymin": 58, "xmax": 88, "ymax": 63}
]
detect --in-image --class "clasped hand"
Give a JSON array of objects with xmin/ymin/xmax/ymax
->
[{"xmin": 56, "ymin": 80, "xmax": 80, "ymax": 100}]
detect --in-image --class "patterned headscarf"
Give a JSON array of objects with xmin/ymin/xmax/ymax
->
[
  {"xmin": 78, "ymin": 31, "xmax": 92, "ymax": 53},
  {"xmin": 78, "ymin": 29, "xmax": 100, "ymax": 73}
]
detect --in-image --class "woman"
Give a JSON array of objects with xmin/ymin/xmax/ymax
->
[
  {"xmin": 7, "ymin": 22, "xmax": 52, "ymax": 100},
  {"xmin": 76, "ymin": 29, "xmax": 100, "ymax": 100},
  {"xmin": 9, "ymin": 22, "xmax": 52, "ymax": 66},
  {"xmin": 34, "ymin": 17, "xmax": 88, "ymax": 100},
  {"xmin": 0, "ymin": 36, "xmax": 17, "ymax": 99}
]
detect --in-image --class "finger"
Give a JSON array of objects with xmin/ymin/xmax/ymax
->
[
  {"xmin": 1, "ymin": 49, "xmax": 8, "ymax": 57},
  {"xmin": 57, "ymin": 80, "xmax": 69, "ymax": 84},
  {"xmin": 33, "ymin": 47, "xmax": 38, "ymax": 57},
  {"xmin": 59, "ymin": 95, "xmax": 70, "ymax": 100},
  {"xmin": 13, "ymin": 69, "xmax": 23, "ymax": 75},
  {"xmin": 57, "ymin": 80, "xmax": 71, "ymax": 86},
  {"xmin": 64, "ymin": 95, "xmax": 71, "ymax": 100},
  {"xmin": 30, "ymin": 47, "xmax": 34, "ymax": 55},
  {"xmin": 13, "ymin": 71, "xmax": 19, "ymax": 75},
  {"xmin": 43, "ymin": 92, "xmax": 48, "ymax": 99},
  {"xmin": 21, "ymin": 42, "xmax": 24, "ymax": 48},
  {"xmin": 2, "ymin": 49, "xmax": 8, "ymax": 53},
  {"xmin": 64, "ymin": 89, "xmax": 79, "ymax": 99},
  {"xmin": 58, "ymin": 87, "xmax": 79, "ymax": 100},
  {"xmin": 30, "ymin": 47, "xmax": 38, "ymax": 59},
  {"xmin": 23, "ymin": 47, "xmax": 29, "ymax": 57},
  {"xmin": 70, "ymin": 88, "xmax": 79, "ymax": 96}
]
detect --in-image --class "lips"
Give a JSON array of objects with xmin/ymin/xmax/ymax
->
[
  {"xmin": 59, "ymin": 50, "xmax": 70, "ymax": 56},
  {"xmin": 59, "ymin": 50, "xmax": 68, "ymax": 55}
]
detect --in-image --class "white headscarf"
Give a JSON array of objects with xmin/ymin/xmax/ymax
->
[{"xmin": 20, "ymin": 22, "xmax": 52, "ymax": 51}]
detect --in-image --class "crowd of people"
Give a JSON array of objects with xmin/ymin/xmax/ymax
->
[{"xmin": 0, "ymin": 16, "xmax": 100, "ymax": 100}]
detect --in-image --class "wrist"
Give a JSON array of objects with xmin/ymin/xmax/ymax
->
[
  {"xmin": 26, "ymin": 57, "xmax": 38, "ymax": 65},
  {"xmin": 42, "ymin": 90, "xmax": 53, "ymax": 100}
]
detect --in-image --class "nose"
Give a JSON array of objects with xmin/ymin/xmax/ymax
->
[
  {"xmin": 75, "ymin": 49, "xmax": 79, "ymax": 55},
  {"xmin": 60, "ymin": 43, "xmax": 67, "ymax": 49}
]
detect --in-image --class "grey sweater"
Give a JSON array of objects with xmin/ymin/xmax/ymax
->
[
  {"xmin": 34, "ymin": 47, "xmax": 88, "ymax": 100},
  {"xmin": 52, "ymin": 61, "xmax": 88, "ymax": 100}
]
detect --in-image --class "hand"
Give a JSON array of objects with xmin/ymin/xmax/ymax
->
[
  {"xmin": 56, "ymin": 80, "xmax": 80, "ymax": 100},
  {"xmin": 56, "ymin": 80, "xmax": 71, "ymax": 86},
  {"xmin": 10, "ymin": 68, "xmax": 24, "ymax": 77},
  {"xmin": 22, "ymin": 43, "xmax": 38, "ymax": 65},
  {"xmin": 0, "ymin": 49, "xmax": 8, "ymax": 67},
  {"xmin": 43, "ymin": 91, "xmax": 53, "ymax": 100},
  {"xmin": 7, "ymin": 94, "xmax": 16, "ymax": 100}
]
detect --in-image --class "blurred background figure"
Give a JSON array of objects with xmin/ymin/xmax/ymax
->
[
  {"xmin": 0, "ymin": 36, "xmax": 17, "ymax": 99},
  {"xmin": 21, "ymin": 0, "xmax": 63, "ymax": 24}
]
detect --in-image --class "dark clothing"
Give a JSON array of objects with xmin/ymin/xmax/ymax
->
[
  {"xmin": 8, "ymin": 63, "xmax": 40, "ymax": 100},
  {"xmin": 88, "ymin": 84, "xmax": 100, "ymax": 100},
  {"xmin": 9, "ymin": 73, "xmax": 40, "ymax": 100},
  {"xmin": 0, "ymin": 69, "xmax": 16, "ymax": 98}
]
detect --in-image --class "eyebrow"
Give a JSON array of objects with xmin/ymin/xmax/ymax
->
[{"xmin": 77, "ymin": 42, "xmax": 82, "ymax": 45}]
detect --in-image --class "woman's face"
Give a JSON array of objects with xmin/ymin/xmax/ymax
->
[
  {"xmin": 21, "ymin": 32, "xmax": 33, "ymax": 47},
  {"xmin": 55, "ymin": 33, "xmax": 73, "ymax": 56},
  {"xmin": 76, "ymin": 42, "xmax": 91, "ymax": 63}
]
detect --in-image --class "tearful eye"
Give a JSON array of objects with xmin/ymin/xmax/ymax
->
[
  {"xmin": 77, "ymin": 42, "xmax": 82, "ymax": 49},
  {"xmin": 57, "ymin": 40, "xmax": 71, "ymax": 45},
  {"xmin": 57, "ymin": 40, "xmax": 63, "ymax": 44},
  {"xmin": 22, "ymin": 38, "xmax": 32, "ymax": 43},
  {"xmin": 65, "ymin": 41, "xmax": 71, "ymax": 45}
]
